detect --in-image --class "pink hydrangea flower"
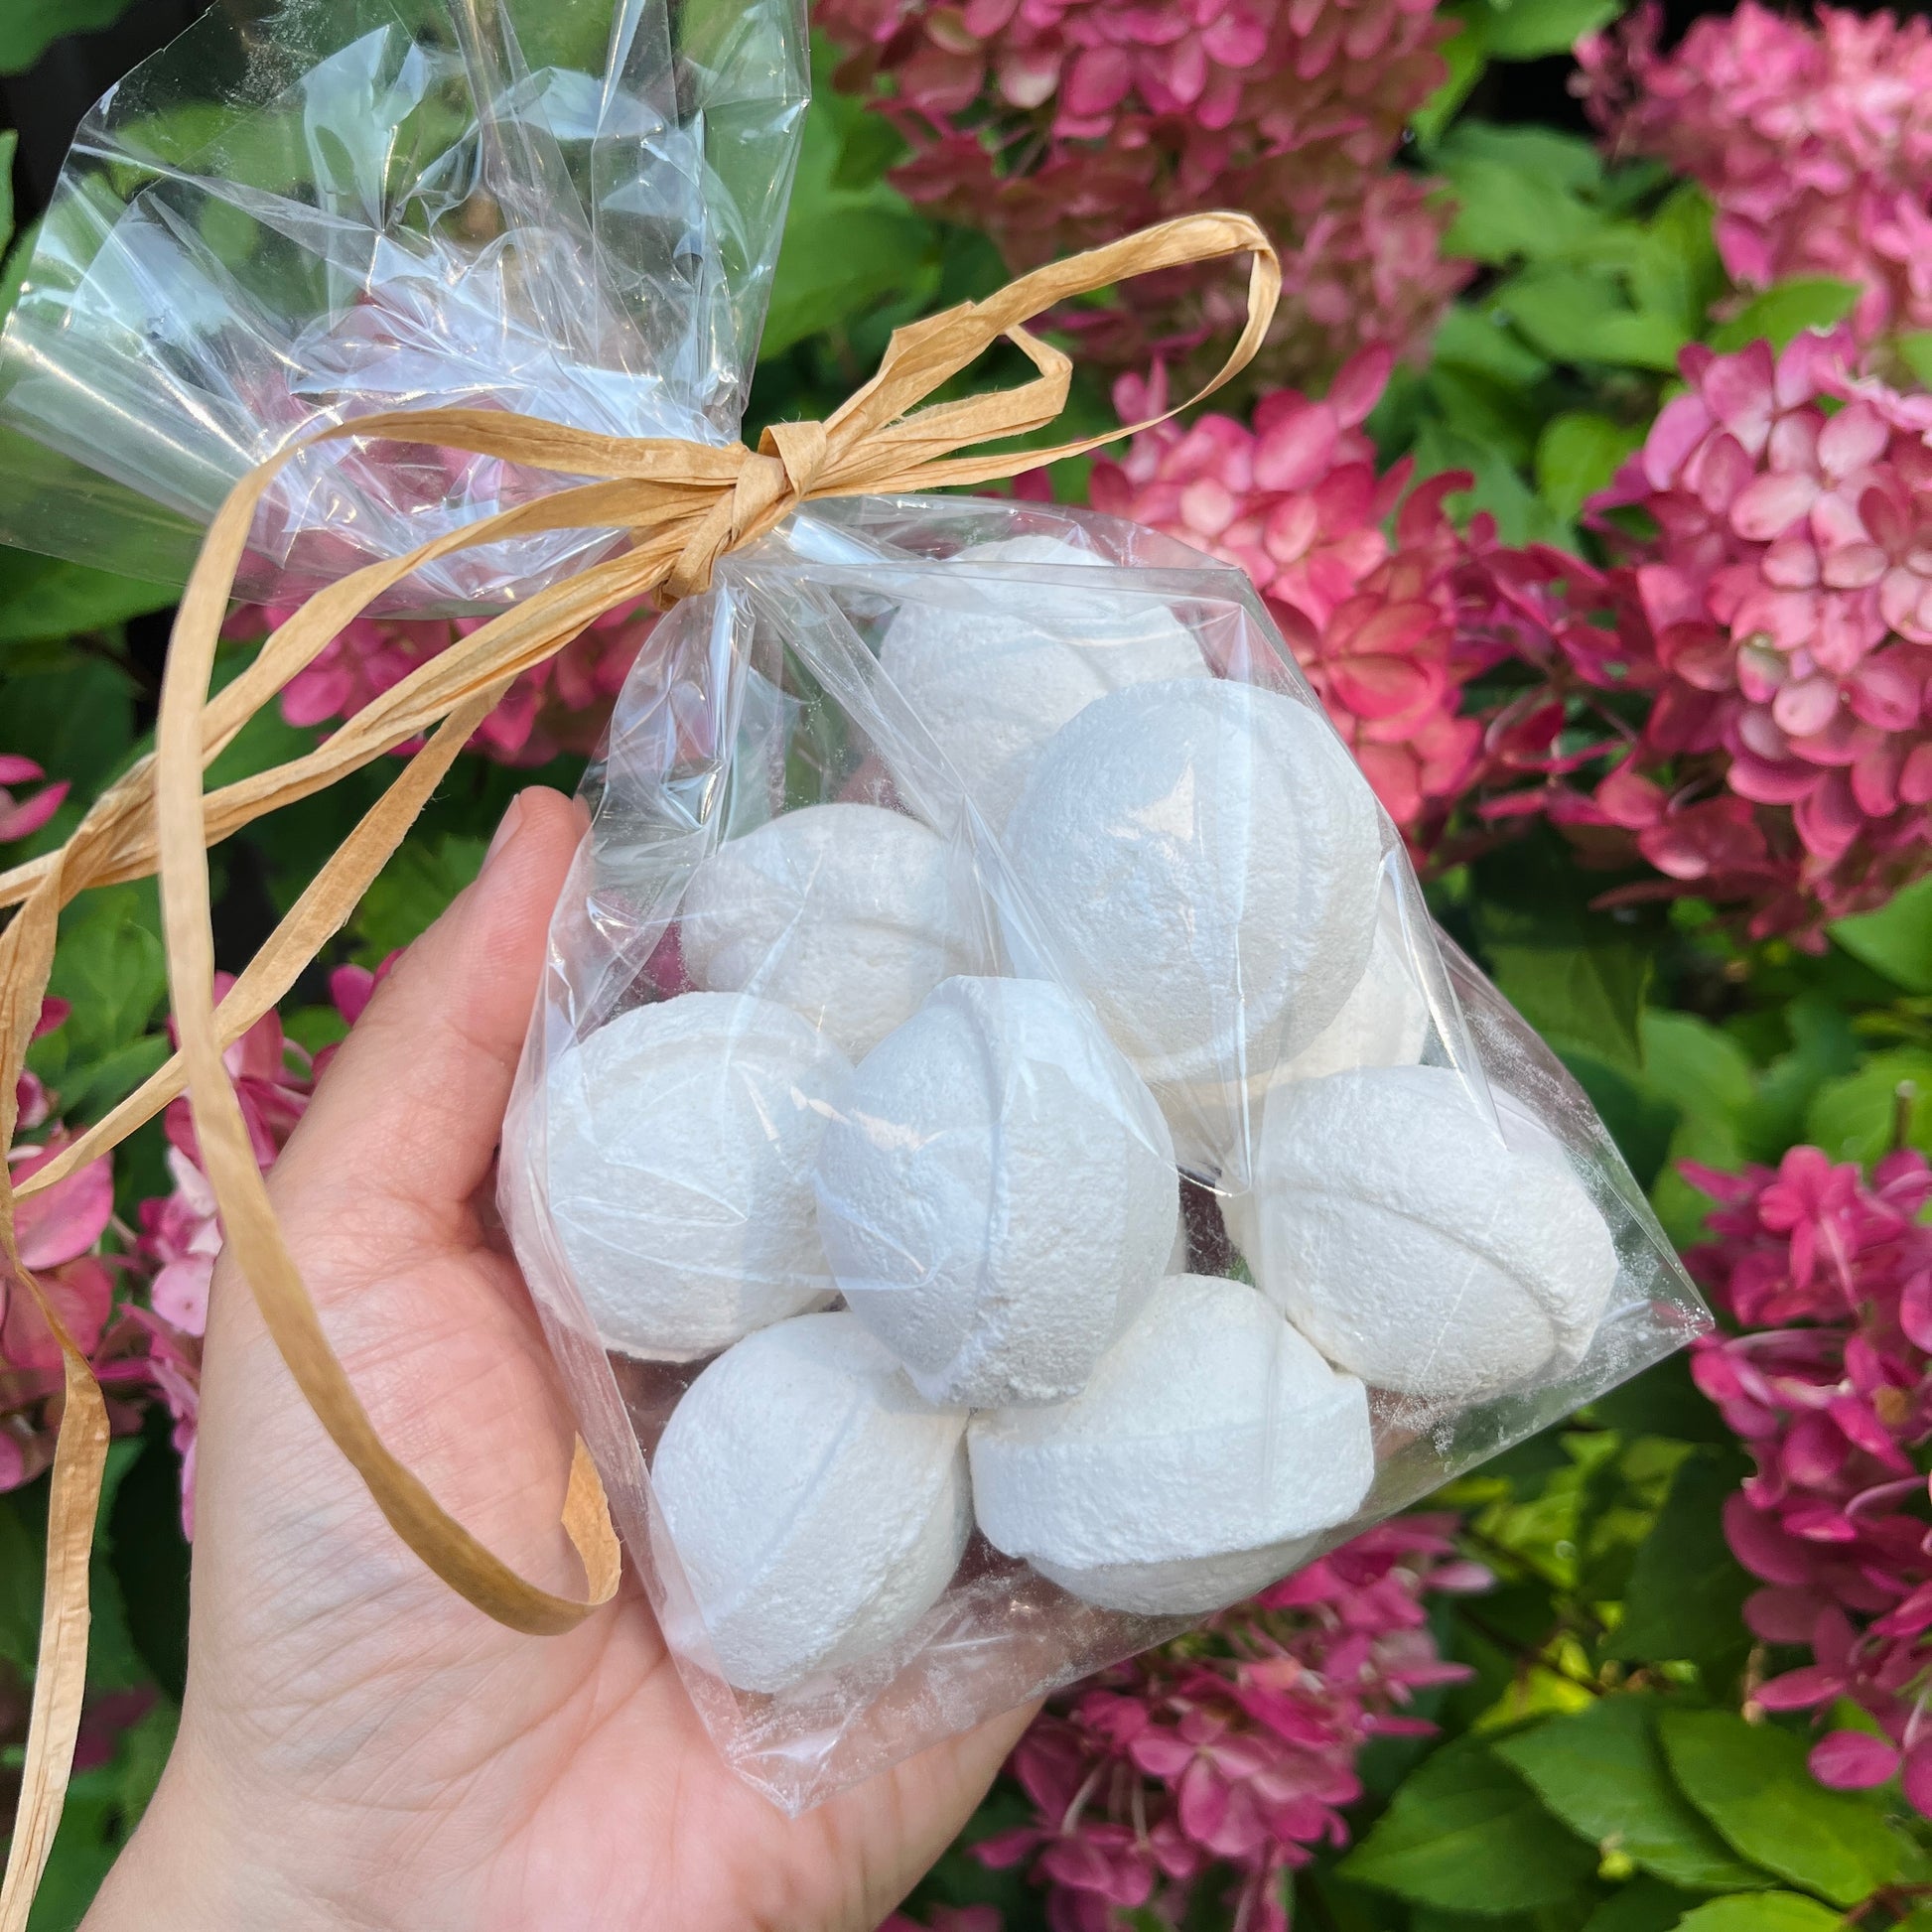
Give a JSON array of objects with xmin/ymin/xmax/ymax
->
[
  {"xmin": 226, "ymin": 597, "xmax": 656, "ymax": 767},
  {"xmin": 0, "ymin": 754, "xmax": 68, "ymax": 844},
  {"xmin": 1579, "ymin": 2, "xmax": 1932, "ymax": 344},
  {"xmin": 818, "ymin": 0, "xmax": 1468, "ymax": 389},
  {"xmin": 977, "ymin": 1518, "xmax": 1483, "ymax": 1932},
  {"xmin": 1, "ymin": 1133, "xmax": 149, "ymax": 1492},
  {"xmin": 1090, "ymin": 352, "xmax": 1500, "ymax": 846},
  {"xmin": 1478, "ymin": 330, "xmax": 1932, "ymax": 940},
  {"xmin": 1685, "ymin": 1146, "xmax": 1932, "ymax": 1810}
]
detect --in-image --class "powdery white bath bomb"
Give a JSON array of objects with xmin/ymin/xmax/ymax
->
[
  {"xmin": 544, "ymin": 993, "xmax": 852, "ymax": 1359},
  {"xmin": 651, "ymin": 1312, "xmax": 970, "ymax": 1693},
  {"xmin": 678, "ymin": 803, "xmax": 987, "ymax": 1058},
  {"xmin": 1005, "ymin": 677, "xmax": 1383, "ymax": 1098},
  {"xmin": 879, "ymin": 533, "xmax": 1208, "ymax": 831},
  {"xmin": 814, "ymin": 975, "xmax": 1179, "ymax": 1407},
  {"xmin": 1167, "ymin": 908, "xmax": 1433, "ymax": 1179},
  {"xmin": 969, "ymin": 1274, "xmax": 1374, "ymax": 1615},
  {"xmin": 1248, "ymin": 1063, "xmax": 1619, "ymax": 1401}
]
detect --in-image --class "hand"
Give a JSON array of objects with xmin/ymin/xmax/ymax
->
[{"xmin": 86, "ymin": 787, "xmax": 1031, "ymax": 1932}]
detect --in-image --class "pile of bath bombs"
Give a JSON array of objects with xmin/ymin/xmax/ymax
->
[{"xmin": 538, "ymin": 532, "xmax": 1622, "ymax": 1694}]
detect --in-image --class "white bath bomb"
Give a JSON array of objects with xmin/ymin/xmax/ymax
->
[
  {"xmin": 814, "ymin": 975, "xmax": 1179, "ymax": 1407},
  {"xmin": 651, "ymin": 1312, "xmax": 970, "ymax": 1692},
  {"xmin": 1248, "ymin": 1063, "xmax": 1619, "ymax": 1401},
  {"xmin": 880, "ymin": 533, "xmax": 1208, "ymax": 831},
  {"xmin": 678, "ymin": 803, "xmax": 987, "ymax": 1057},
  {"xmin": 1005, "ymin": 676, "xmax": 1384, "ymax": 1096},
  {"xmin": 969, "ymin": 1274, "xmax": 1374, "ymax": 1614},
  {"xmin": 544, "ymin": 993, "xmax": 852, "ymax": 1359},
  {"xmin": 1205, "ymin": 915, "xmax": 1437, "ymax": 1205}
]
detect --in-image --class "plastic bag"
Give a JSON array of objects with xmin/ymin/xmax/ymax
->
[
  {"xmin": 0, "ymin": 0, "xmax": 806, "ymax": 607},
  {"xmin": 3, "ymin": 0, "xmax": 1706, "ymax": 1825},
  {"xmin": 500, "ymin": 495, "xmax": 1709, "ymax": 1811}
]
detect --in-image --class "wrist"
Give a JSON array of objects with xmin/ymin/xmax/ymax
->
[{"xmin": 82, "ymin": 1752, "xmax": 367, "ymax": 1932}]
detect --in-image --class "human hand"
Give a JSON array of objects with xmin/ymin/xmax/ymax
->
[{"xmin": 85, "ymin": 786, "xmax": 1032, "ymax": 1932}]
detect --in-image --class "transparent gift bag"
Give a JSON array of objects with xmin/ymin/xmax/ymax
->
[
  {"xmin": 0, "ymin": 0, "xmax": 807, "ymax": 606},
  {"xmin": 500, "ymin": 494, "xmax": 1710, "ymax": 1811}
]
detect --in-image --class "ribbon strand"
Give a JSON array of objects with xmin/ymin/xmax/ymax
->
[{"xmin": 0, "ymin": 209, "xmax": 1279, "ymax": 1929}]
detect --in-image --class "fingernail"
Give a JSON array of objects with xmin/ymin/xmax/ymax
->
[{"xmin": 483, "ymin": 793, "xmax": 525, "ymax": 872}]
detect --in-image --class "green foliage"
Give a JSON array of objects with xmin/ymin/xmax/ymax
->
[
  {"xmin": 0, "ymin": 0, "xmax": 142, "ymax": 75},
  {"xmin": 1659, "ymin": 1711, "xmax": 1909, "ymax": 1906},
  {"xmin": 1706, "ymin": 280, "xmax": 1861, "ymax": 353},
  {"xmin": 1833, "ymin": 877, "xmax": 1932, "ymax": 995},
  {"xmin": 27, "ymin": 886, "xmax": 171, "ymax": 1124},
  {"xmin": 1492, "ymin": 1698, "xmax": 1768, "ymax": 1891},
  {"xmin": 1415, "ymin": 0, "xmax": 1623, "ymax": 145},
  {"xmin": 1604, "ymin": 1450, "xmax": 1753, "ymax": 1691},
  {"xmin": 1342, "ymin": 1739, "xmax": 1602, "ymax": 1914},
  {"xmin": 1673, "ymin": 1898, "xmax": 1843, "ymax": 1932},
  {"xmin": 759, "ymin": 39, "xmax": 938, "ymax": 359}
]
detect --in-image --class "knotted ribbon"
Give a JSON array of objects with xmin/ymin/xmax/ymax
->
[{"xmin": 0, "ymin": 208, "xmax": 1280, "ymax": 1923}]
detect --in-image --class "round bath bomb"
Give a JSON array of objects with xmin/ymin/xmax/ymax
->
[
  {"xmin": 678, "ymin": 803, "xmax": 987, "ymax": 1057},
  {"xmin": 1248, "ymin": 1063, "xmax": 1619, "ymax": 1401},
  {"xmin": 544, "ymin": 993, "xmax": 852, "ymax": 1359},
  {"xmin": 969, "ymin": 1274, "xmax": 1374, "ymax": 1614},
  {"xmin": 1168, "ymin": 907, "xmax": 1433, "ymax": 1180},
  {"xmin": 651, "ymin": 1312, "xmax": 970, "ymax": 1693},
  {"xmin": 814, "ymin": 975, "xmax": 1179, "ymax": 1407},
  {"xmin": 879, "ymin": 533, "xmax": 1208, "ymax": 831},
  {"xmin": 1005, "ymin": 677, "xmax": 1384, "ymax": 1098},
  {"xmin": 1205, "ymin": 915, "xmax": 1437, "ymax": 1213}
]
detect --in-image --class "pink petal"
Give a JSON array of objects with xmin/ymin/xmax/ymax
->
[
  {"xmin": 1817, "ymin": 401, "xmax": 1890, "ymax": 480},
  {"xmin": 1731, "ymin": 470, "xmax": 1821, "ymax": 541},
  {"xmin": 0, "ymin": 755, "xmax": 44, "ymax": 784},
  {"xmin": 1254, "ymin": 407, "xmax": 1339, "ymax": 493},
  {"xmin": 13, "ymin": 1155, "xmax": 114, "ymax": 1272},
  {"xmin": 1061, "ymin": 44, "xmax": 1133, "ymax": 116},
  {"xmin": 1811, "ymin": 1731, "xmax": 1899, "ymax": 1790},
  {"xmin": 1754, "ymin": 1664, "xmax": 1845, "ymax": 1711}
]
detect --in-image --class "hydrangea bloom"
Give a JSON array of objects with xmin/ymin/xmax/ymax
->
[
  {"xmin": 1480, "ymin": 330, "xmax": 1932, "ymax": 940},
  {"xmin": 226, "ymin": 598, "xmax": 655, "ymax": 766},
  {"xmin": 1685, "ymin": 1147, "xmax": 1932, "ymax": 1810},
  {"xmin": 1090, "ymin": 352, "xmax": 1498, "ymax": 845},
  {"xmin": 817, "ymin": 0, "xmax": 1468, "ymax": 388},
  {"xmin": 0, "ymin": 754, "xmax": 67, "ymax": 844},
  {"xmin": 2, "ymin": 1005, "xmax": 152, "ymax": 1492},
  {"xmin": 1579, "ymin": 3, "xmax": 1932, "ymax": 345},
  {"xmin": 976, "ymin": 1518, "xmax": 1483, "ymax": 1932}
]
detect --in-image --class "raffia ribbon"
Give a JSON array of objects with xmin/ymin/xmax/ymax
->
[{"xmin": 0, "ymin": 210, "xmax": 1280, "ymax": 1922}]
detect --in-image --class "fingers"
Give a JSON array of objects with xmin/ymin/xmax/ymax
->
[{"xmin": 273, "ymin": 785, "xmax": 583, "ymax": 1226}]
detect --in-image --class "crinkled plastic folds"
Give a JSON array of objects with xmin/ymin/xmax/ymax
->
[{"xmin": 0, "ymin": 0, "xmax": 1708, "ymax": 1818}]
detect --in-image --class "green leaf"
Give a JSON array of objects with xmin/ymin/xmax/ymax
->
[
  {"xmin": 1804, "ymin": 1049, "xmax": 1932, "ymax": 1165},
  {"xmin": 760, "ymin": 37, "xmax": 937, "ymax": 359},
  {"xmin": 1464, "ymin": 0, "xmax": 1621, "ymax": 60},
  {"xmin": 1832, "ymin": 876, "xmax": 1932, "ymax": 993},
  {"xmin": 0, "ymin": 1489, "xmax": 43, "ymax": 1674},
  {"xmin": 1605, "ymin": 1449, "xmax": 1753, "ymax": 1689},
  {"xmin": 1440, "ymin": 160, "xmax": 1607, "ymax": 265},
  {"xmin": 1641, "ymin": 1011, "xmax": 1757, "ymax": 1128},
  {"xmin": 1341, "ymin": 1740, "xmax": 1601, "ymax": 1915},
  {"xmin": 1897, "ymin": 334, "xmax": 1932, "ymax": 389},
  {"xmin": 1433, "ymin": 302, "xmax": 1551, "ymax": 386},
  {"xmin": 0, "ymin": 0, "xmax": 141, "ymax": 73},
  {"xmin": 1674, "ymin": 1898, "xmax": 1843, "ymax": 1932},
  {"xmin": 1, "ymin": 214, "xmax": 39, "ymax": 326},
  {"xmin": 1707, "ymin": 280, "xmax": 1862, "ymax": 353},
  {"xmin": 1582, "ymin": 1876, "xmax": 1703, "ymax": 1932},
  {"xmin": 1438, "ymin": 122, "xmax": 1606, "ymax": 195},
  {"xmin": 1536, "ymin": 413, "xmax": 1644, "ymax": 525},
  {"xmin": 1485, "ymin": 937, "xmax": 1650, "ymax": 1072},
  {"xmin": 29, "ymin": 886, "xmax": 169, "ymax": 1114},
  {"xmin": 1411, "ymin": 17, "xmax": 1487, "ymax": 148},
  {"xmin": 1659, "ymin": 1710, "xmax": 1905, "ymax": 1907},
  {"xmin": 0, "ymin": 129, "xmax": 15, "ymax": 256},
  {"xmin": 349, "ymin": 833, "xmax": 487, "ymax": 965},
  {"xmin": 1493, "ymin": 1699, "xmax": 1771, "ymax": 1892},
  {"xmin": 0, "ymin": 547, "xmax": 178, "ymax": 643},
  {"xmin": 1559, "ymin": 1049, "xmax": 1679, "ymax": 1190},
  {"xmin": 1498, "ymin": 269, "xmax": 1690, "ymax": 372}
]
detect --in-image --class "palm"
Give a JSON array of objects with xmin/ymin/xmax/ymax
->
[{"xmin": 93, "ymin": 790, "xmax": 1027, "ymax": 1932}]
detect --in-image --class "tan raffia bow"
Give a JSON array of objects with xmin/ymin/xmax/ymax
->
[{"xmin": 0, "ymin": 209, "xmax": 1280, "ymax": 1922}]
